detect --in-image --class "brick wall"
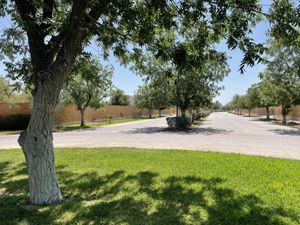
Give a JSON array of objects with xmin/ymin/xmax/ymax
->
[{"xmin": 0, "ymin": 103, "xmax": 175, "ymax": 125}]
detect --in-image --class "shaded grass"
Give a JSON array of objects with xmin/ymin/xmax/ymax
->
[{"xmin": 0, "ymin": 148, "xmax": 300, "ymax": 225}]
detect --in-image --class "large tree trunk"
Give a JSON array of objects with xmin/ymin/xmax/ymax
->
[
  {"xmin": 266, "ymin": 106, "xmax": 270, "ymax": 120},
  {"xmin": 18, "ymin": 72, "xmax": 65, "ymax": 205},
  {"xmin": 80, "ymin": 108, "xmax": 85, "ymax": 127},
  {"xmin": 248, "ymin": 109, "xmax": 251, "ymax": 117}
]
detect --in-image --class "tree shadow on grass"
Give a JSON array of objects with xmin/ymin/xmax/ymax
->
[{"xmin": 0, "ymin": 163, "xmax": 299, "ymax": 225}]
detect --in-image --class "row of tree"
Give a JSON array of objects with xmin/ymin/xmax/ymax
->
[
  {"xmin": 133, "ymin": 50, "xmax": 229, "ymax": 119},
  {"xmin": 227, "ymin": 40, "xmax": 300, "ymax": 124},
  {"xmin": 0, "ymin": 0, "xmax": 298, "ymax": 205}
]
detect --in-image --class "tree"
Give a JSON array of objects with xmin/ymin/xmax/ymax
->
[
  {"xmin": 257, "ymin": 73, "xmax": 276, "ymax": 120},
  {"xmin": 133, "ymin": 57, "xmax": 174, "ymax": 116},
  {"xmin": 62, "ymin": 55, "xmax": 112, "ymax": 127},
  {"xmin": 134, "ymin": 84, "xmax": 155, "ymax": 118},
  {"xmin": 211, "ymin": 101, "xmax": 223, "ymax": 111},
  {"xmin": 110, "ymin": 88, "xmax": 130, "ymax": 106},
  {"xmin": 269, "ymin": 0, "xmax": 300, "ymax": 49},
  {"xmin": 244, "ymin": 84, "xmax": 261, "ymax": 117},
  {"xmin": 0, "ymin": 77, "xmax": 11, "ymax": 103},
  {"xmin": 0, "ymin": 77, "xmax": 30, "ymax": 103},
  {"xmin": 228, "ymin": 94, "xmax": 245, "ymax": 115},
  {"xmin": 175, "ymin": 49, "xmax": 230, "ymax": 117},
  {"xmin": 150, "ymin": 75, "xmax": 173, "ymax": 117},
  {"xmin": 0, "ymin": 0, "xmax": 267, "ymax": 205},
  {"xmin": 263, "ymin": 41, "xmax": 300, "ymax": 124}
]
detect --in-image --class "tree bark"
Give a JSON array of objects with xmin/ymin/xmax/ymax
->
[
  {"xmin": 18, "ymin": 71, "xmax": 66, "ymax": 205},
  {"xmin": 248, "ymin": 109, "xmax": 251, "ymax": 117},
  {"xmin": 149, "ymin": 109, "xmax": 152, "ymax": 119},
  {"xmin": 282, "ymin": 106, "xmax": 287, "ymax": 125},
  {"xmin": 266, "ymin": 106, "xmax": 270, "ymax": 120},
  {"xmin": 159, "ymin": 109, "xmax": 162, "ymax": 117},
  {"xmin": 80, "ymin": 108, "xmax": 85, "ymax": 127}
]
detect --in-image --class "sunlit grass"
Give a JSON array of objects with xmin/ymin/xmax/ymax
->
[
  {"xmin": 54, "ymin": 117, "xmax": 157, "ymax": 132},
  {"xmin": 0, "ymin": 148, "xmax": 300, "ymax": 225}
]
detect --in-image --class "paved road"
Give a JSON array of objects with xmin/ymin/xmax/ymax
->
[{"xmin": 1, "ymin": 112, "xmax": 300, "ymax": 160}]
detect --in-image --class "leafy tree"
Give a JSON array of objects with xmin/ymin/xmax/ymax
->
[
  {"xmin": 175, "ymin": 50, "xmax": 230, "ymax": 117},
  {"xmin": 0, "ymin": 0, "xmax": 268, "ymax": 204},
  {"xmin": 269, "ymin": 0, "xmax": 300, "ymax": 48},
  {"xmin": 244, "ymin": 84, "xmax": 261, "ymax": 117},
  {"xmin": 62, "ymin": 55, "xmax": 112, "ymax": 127},
  {"xmin": 150, "ymin": 75, "xmax": 173, "ymax": 117},
  {"xmin": 0, "ymin": 77, "xmax": 29, "ymax": 103},
  {"xmin": 228, "ymin": 95, "xmax": 245, "ymax": 115},
  {"xmin": 211, "ymin": 101, "xmax": 223, "ymax": 111},
  {"xmin": 263, "ymin": 41, "xmax": 300, "ymax": 124},
  {"xmin": 110, "ymin": 88, "xmax": 130, "ymax": 106},
  {"xmin": 134, "ymin": 84, "xmax": 155, "ymax": 118},
  {"xmin": 257, "ymin": 73, "xmax": 276, "ymax": 120},
  {"xmin": 133, "ymin": 57, "xmax": 174, "ymax": 116},
  {"xmin": 0, "ymin": 77, "xmax": 11, "ymax": 103}
]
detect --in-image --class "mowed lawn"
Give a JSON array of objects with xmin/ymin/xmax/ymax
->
[{"xmin": 1, "ymin": 148, "xmax": 300, "ymax": 225}]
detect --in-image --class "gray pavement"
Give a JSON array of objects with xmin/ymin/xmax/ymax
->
[{"xmin": 1, "ymin": 112, "xmax": 300, "ymax": 160}]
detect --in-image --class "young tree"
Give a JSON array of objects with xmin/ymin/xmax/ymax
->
[
  {"xmin": 0, "ymin": 1, "xmax": 267, "ymax": 205},
  {"xmin": 264, "ymin": 40, "xmax": 300, "ymax": 124},
  {"xmin": 62, "ymin": 55, "xmax": 112, "ymax": 127},
  {"xmin": 244, "ymin": 84, "xmax": 261, "ymax": 117},
  {"xmin": 0, "ymin": 77, "xmax": 30, "ymax": 103},
  {"xmin": 150, "ymin": 76, "xmax": 173, "ymax": 117},
  {"xmin": 133, "ymin": 57, "xmax": 174, "ymax": 116},
  {"xmin": 134, "ymin": 84, "xmax": 155, "ymax": 118},
  {"xmin": 110, "ymin": 88, "xmax": 130, "ymax": 106},
  {"xmin": 211, "ymin": 101, "xmax": 223, "ymax": 111},
  {"xmin": 257, "ymin": 73, "xmax": 276, "ymax": 120},
  {"xmin": 0, "ymin": 77, "xmax": 11, "ymax": 103}
]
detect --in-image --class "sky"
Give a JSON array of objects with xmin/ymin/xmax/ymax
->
[
  {"xmin": 86, "ymin": 1, "xmax": 272, "ymax": 105},
  {"xmin": 0, "ymin": 1, "xmax": 272, "ymax": 105}
]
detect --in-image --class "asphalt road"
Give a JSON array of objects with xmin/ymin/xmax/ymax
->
[{"xmin": 1, "ymin": 112, "xmax": 300, "ymax": 160}]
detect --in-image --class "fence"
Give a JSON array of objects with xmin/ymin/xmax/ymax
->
[
  {"xmin": 0, "ymin": 103, "xmax": 175, "ymax": 125},
  {"xmin": 240, "ymin": 105, "xmax": 300, "ymax": 121}
]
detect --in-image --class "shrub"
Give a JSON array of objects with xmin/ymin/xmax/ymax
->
[
  {"xmin": 0, "ymin": 114, "xmax": 31, "ymax": 130},
  {"xmin": 192, "ymin": 111, "xmax": 209, "ymax": 121},
  {"xmin": 166, "ymin": 116, "xmax": 192, "ymax": 129}
]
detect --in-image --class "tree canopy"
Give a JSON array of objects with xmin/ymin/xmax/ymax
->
[
  {"xmin": 62, "ymin": 55, "xmax": 113, "ymax": 127},
  {"xmin": 0, "ymin": 0, "xmax": 297, "ymax": 205},
  {"xmin": 110, "ymin": 88, "xmax": 130, "ymax": 106}
]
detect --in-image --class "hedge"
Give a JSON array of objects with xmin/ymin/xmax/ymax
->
[{"xmin": 0, "ymin": 114, "xmax": 30, "ymax": 130}]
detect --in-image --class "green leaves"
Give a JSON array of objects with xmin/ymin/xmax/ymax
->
[
  {"xmin": 269, "ymin": 0, "xmax": 300, "ymax": 46},
  {"xmin": 62, "ymin": 54, "xmax": 113, "ymax": 111}
]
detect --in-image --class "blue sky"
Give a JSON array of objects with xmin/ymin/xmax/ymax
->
[
  {"xmin": 86, "ymin": 2, "xmax": 272, "ymax": 105},
  {"xmin": 87, "ymin": 22, "xmax": 270, "ymax": 105},
  {"xmin": 0, "ymin": 1, "xmax": 272, "ymax": 105}
]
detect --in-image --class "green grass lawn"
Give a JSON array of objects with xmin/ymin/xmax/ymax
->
[
  {"xmin": 54, "ymin": 117, "xmax": 158, "ymax": 132},
  {"xmin": 1, "ymin": 148, "xmax": 300, "ymax": 225}
]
